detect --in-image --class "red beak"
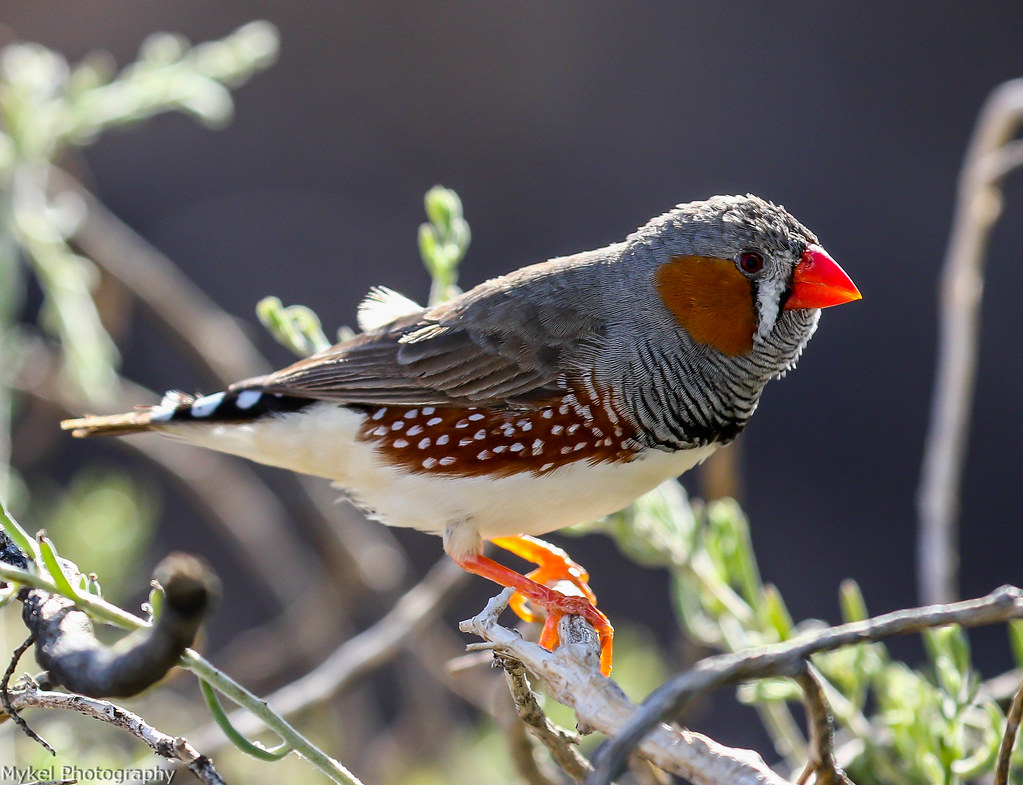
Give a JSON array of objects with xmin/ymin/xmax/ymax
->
[{"xmin": 783, "ymin": 244, "xmax": 862, "ymax": 310}]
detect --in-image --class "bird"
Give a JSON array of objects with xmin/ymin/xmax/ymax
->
[{"xmin": 62, "ymin": 194, "xmax": 860, "ymax": 675}]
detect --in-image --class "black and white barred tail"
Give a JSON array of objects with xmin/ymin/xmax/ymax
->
[{"xmin": 61, "ymin": 389, "xmax": 311, "ymax": 438}]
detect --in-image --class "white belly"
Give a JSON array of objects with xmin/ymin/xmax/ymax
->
[{"xmin": 165, "ymin": 403, "xmax": 716, "ymax": 554}]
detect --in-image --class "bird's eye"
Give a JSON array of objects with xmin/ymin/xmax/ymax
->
[{"xmin": 739, "ymin": 252, "xmax": 764, "ymax": 274}]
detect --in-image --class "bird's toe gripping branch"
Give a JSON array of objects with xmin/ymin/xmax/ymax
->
[{"xmin": 456, "ymin": 535, "xmax": 613, "ymax": 675}]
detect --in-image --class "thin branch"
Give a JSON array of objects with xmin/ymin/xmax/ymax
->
[
  {"xmin": 793, "ymin": 664, "xmax": 852, "ymax": 785},
  {"xmin": 918, "ymin": 78, "xmax": 1023, "ymax": 604},
  {"xmin": 39, "ymin": 172, "xmax": 413, "ymax": 606},
  {"xmin": 51, "ymin": 167, "xmax": 269, "ymax": 387},
  {"xmin": 7, "ymin": 681, "xmax": 226, "ymax": 785},
  {"xmin": 0, "ymin": 558, "xmax": 365, "ymax": 785},
  {"xmin": 995, "ymin": 677, "xmax": 1023, "ymax": 785},
  {"xmin": 0, "ymin": 636, "xmax": 52, "ymax": 754},
  {"xmin": 18, "ymin": 345, "xmax": 349, "ymax": 645},
  {"xmin": 589, "ymin": 585, "xmax": 1023, "ymax": 785},
  {"xmin": 497, "ymin": 654, "xmax": 592, "ymax": 782},
  {"xmin": 498, "ymin": 702, "xmax": 561, "ymax": 785},
  {"xmin": 191, "ymin": 558, "xmax": 468, "ymax": 753},
  {"xmin": 58, "ymin": 165, "xmax": 413, "ymax": 601},
  {"xmin": 461, "ymin": 589, "xmax": 792, "ymax": 785}
]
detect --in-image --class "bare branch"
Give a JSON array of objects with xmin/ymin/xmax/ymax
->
[
  {"xmin": 7, "ymin": 681, "xmax": 226, "ymax": 785},
  {"xmin": 497, "ymin": 654, "xmax": 592, "ymax": 782},
  {"xmin": 590, "ymin": 585, "xmax": 1023, "ymax": 785},
  {"xmin": 995, "ymin": 677, "xmax": 1023, "ymax": 785},
  {"xmin": 918, "ymin": 78, "xmax": 1023, "ymax": 604},
  {"xmin": 461, "ymin": 589, "xmax": 792, "ymax": 785},
  {"xmin": 192, "ymin": 558, "xmax": 468, "ymax": 752},
  {"xmin": 1, "ymin": 636, "xmax": 52, "ymax": 754},
  {"xmin": 51, "ymin": 167, "xmax": 269, "ymax": 387},
  {"xmin": 793, "ymin": 664, "xmax": 852, "ymax": 785}
]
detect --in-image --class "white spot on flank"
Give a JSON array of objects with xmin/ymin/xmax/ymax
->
[
  {"xmin": 391, "ymin": 420, "xmax": 405, "ymax": 430},
  {"xmin": 542, "ymin": 409, "xmax": 553, "ymax": 419},
  {"xmin": 474, "ymin": 429, "xmax": 486, "ymax": 440},
  {"xmin": 559, "ymin": 405, "xmax": 569, "ymax": 415},
  {"xmin": 532, "ymin": 439, "xmax": 544, "ymax": 455},
  {"xmin": 407, "ymin": 424, "xmax": 424, "ymax": 436},
  {"xmin": 418, "ymin": 438, "xmax": 431, "ymax": 449},
  {"xmin": 551, "ymin": 425, "xmax": 564, "ymax": 435},
  {"xmin": 510, "ymin": 442, "xmax": 524, "ymax": 452},
  {"xmin": 540, "ymin": 462, "xmax": 554, "ymax": 472},
  {"xmin": 560, "ymin": 446, "xmax": 573, "ymax": 454},
  {"xmin": 190, "ymin": 393, "xmax": 225, "ymax": 418},
  {"xmin": 405, "ymin": 409, "xmax": 419, "ymax": 419},
  {"xmin": 235, "ymin": 390, "xmax": 262, "ymax": 410},
  {"xmin": 372, "ymin": 426, "xmax": 388, "ymax": 436},
  {"xmin": 469, "ymin": 413, "xmax": 485, "ymax": 421},
  {"xmin": 436, "ymin": 434, "xmax": 450, "ymax": 445},
  {"xmin": 422, "ymin": 457, "xmax": 438, "ymax": 469},
  {"xmin": 459, "ymin": 438, "xmax": 473, "ymax": 446},
  {"xmin": 574, "ymin": 442, "xmax": 586, "ymax": 451},
  {"xmin": 455, "ymin": 419, "xmax": 469, "ymax": 428},
  {"xmin": 393, "ymin": 439, "xmax": 409, "ymax": 448},
  {"xmin": 477, "ymin": 450, "xmax": 491, "ymax": 460},
  {"xmin": 578, "ymin": 405, "xmax": 593, "ymax": 419},
  {"xmin": 372, "ymin": 408, "xmax": 387, "ymax": 420},
  {"xmin": 439, "ymin": 456, "xmax": 456, "ymax": 466},
  {"xmin": 568, "ymin": 424, "xmax": 580, "ymax": 434},
  {"xmin": 592, "ymin": 426, "xmax": 604, "ymax": 437},
  {"xmin": 493, "ymin": 445, "xmax": 507, "ymax": 454},
  {"xmin": 422, "ymin": 407, "xmax": 435, "ymax": 415},
  {"xmin": 427, "ymin": 417, "xmax": 442, "ymax": 426}
]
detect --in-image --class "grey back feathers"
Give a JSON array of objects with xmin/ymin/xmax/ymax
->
[{"xmin": 239, "ymin": 195, "xmax": 821, "ymax": 451}]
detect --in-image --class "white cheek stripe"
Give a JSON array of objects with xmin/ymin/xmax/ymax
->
[
  {"xmin": 756, "ymin": 277, "xmax": 784, "ymax": 339},
  {"xmin": 190, "ymin": 392, "xmax": 225, "ymax": 418}
]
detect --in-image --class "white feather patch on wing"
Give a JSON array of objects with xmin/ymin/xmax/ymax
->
[{"xmin": 356, "ymin": 286, "xmax": 424, "ymax": 332}]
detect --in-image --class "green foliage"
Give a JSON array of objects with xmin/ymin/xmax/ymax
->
[
  {"xmin": 41, "ymin": 469, "xmax": 157, "ymax": 601},
  {"xmin": 584, "ymin": 481, "xmax": 1023, "ymax": 783},
  {"xmin": 419, "ymin": 185, "xmax": 470, "ymax": 306},
  {"xmin": 0, "ymin": 21, "xmax": 279, "ymax": 403},
  {"xmin": 257, "ymin": 295, "xmax": 332, "ymax": 357}
]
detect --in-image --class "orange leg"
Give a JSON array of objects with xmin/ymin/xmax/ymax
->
[
  {"xmin": 490, "ymin": 535, "xmax": 598, "ymax": 620},
  {"xmin": 455, "ymin": 537, "xmax": 614, "ymax": 676}
]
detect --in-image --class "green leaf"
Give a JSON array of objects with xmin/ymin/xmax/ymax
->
[
  {"xmin": 0, "ymin": 495, "xmax": 37, "ymax": 561},
  {"xmin": 200, "ymin": 679, "xmax": 293, "ymax": 761},
  {"xmin": 839, "ymin": 578, "xmax": 869, "ymax": 623},
  {"xmin": 37, "ymin": 532, "xmax": 80, "ymax": 599},
  {"xmin": 256, "ymin": 296, "xmax": 331, "ymax": 357},
  {"xmin": 759, "ymin": 584, "xmax": 794, "ymax": 641}
]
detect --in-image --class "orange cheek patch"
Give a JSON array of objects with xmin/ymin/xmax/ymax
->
[{"xmin": 655, "ymin": 255, "xmax": 756, "ymax": 356}]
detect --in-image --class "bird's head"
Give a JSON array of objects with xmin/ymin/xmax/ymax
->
[{"xmin": 630, "ymin": 194, "xmax": 860, "ymax": 358}]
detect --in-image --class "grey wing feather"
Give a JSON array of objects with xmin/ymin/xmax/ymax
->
[{"xmin": 239, "ymin": 263, "xmax": 606, "ymax": 408}]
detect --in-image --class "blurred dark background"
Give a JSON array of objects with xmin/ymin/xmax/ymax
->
[{"xmin": 4, "ymin": 0, "xmax": 1023, "ymax": 765}]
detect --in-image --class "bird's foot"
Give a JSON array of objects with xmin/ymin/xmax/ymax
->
[
  {"xmin": 455, "ymin": 539, "xmax": 613, "ymax": 675},
  {"xmin": 534, "ymin": 590, "xmax": 613, "ymax": 676},
  {"xmin": 489, "ymin": 534, "xmax": 598, "ymax": 623}
]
